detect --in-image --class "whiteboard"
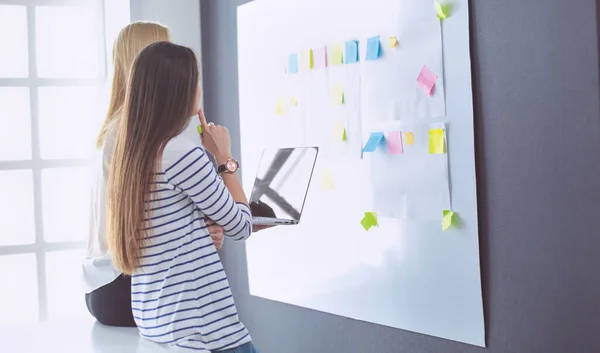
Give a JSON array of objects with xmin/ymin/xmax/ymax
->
[{"xmin": 237, "ymin": 0, "xmax": 484, "ymax": 347}]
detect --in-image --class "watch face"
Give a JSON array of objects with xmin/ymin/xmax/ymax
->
[{"xmin": 226, "ymin": 159, "xmax": 238, "ymax": 172}]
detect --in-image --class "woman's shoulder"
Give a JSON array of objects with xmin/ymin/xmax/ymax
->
[{"xmin": 162, "ymin": 135, "xmax": 207, "ymax": 168}]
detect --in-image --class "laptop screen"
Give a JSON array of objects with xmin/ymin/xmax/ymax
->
[{"xmin": 249, "ymin": 147, "xmax": 318, "ymax": 221}]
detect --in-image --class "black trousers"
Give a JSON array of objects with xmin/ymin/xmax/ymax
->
[{"xmin": 85, "ymin": 275, "xmax": 137, "ymax": 327}]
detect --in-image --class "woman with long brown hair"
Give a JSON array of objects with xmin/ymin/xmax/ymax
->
[
  {"xmin": 84, "ymin": 22, "xmax": 225, "ymax": 328},
  {"xmin": 107, "ymin": 41, "xmax": 258, "ymax": 352}
]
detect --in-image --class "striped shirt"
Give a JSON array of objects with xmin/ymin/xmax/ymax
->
[{"xmin": 132, "ymin": 136, "xmax": 252, "ymax": 352}]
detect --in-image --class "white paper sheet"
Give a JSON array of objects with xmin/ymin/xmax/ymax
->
[{"xmin": 368, "ymin": 122, "xmax": 450, "ymax": 220}]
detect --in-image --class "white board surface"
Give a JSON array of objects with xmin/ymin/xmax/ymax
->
[{"xmin": 237, "ymin": 0, "xmax": 485, "ymax": 346}]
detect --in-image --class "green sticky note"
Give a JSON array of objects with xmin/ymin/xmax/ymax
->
[
  {"xmin": 442, "ymin": 210, "xmax": 455, "ymax": 231},
  {"xmin": 197, "ymin": 125, "xmax": 203, "ymax": 134},
  {"xmin": 332, "ymin": 85, "xmax": 344, "ymax": 105},
  {"xmin": 428, "ymin": 128, "xmax": 445, "ymax": 154},
  {"xmin": 331, "ymin": 44, "xmax": 343, "ymax": 65},
  {"xmin": 434, "ymin": 1, "xmax": 451, "ymax": 20},
  {"xmin": 341, "ymin": 128, "xmax": 347, "ymax": 142},
  {"xmin": 361, "ymin": 212, "xmax": 378, "ymax": 231}
]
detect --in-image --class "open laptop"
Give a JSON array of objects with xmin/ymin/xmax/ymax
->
[{"xmin": 249, "ymin": 147, "xmax": 319, "ymax": 226}]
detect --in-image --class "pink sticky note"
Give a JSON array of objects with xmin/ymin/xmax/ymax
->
[
  {"xmin": 417, "ymin": 65, "xmax": 438, "ymax": 96},
  {"xmin": 314, "ymin": 47, "xmax": 327, "ymax": 68},
  {"xmin": 387, "ymin": 131, "xmax": 403, "ymax": 154}
]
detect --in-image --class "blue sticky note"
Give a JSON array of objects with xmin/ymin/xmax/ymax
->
[
  {"xmin": 366, "ymin": 36, "xmax": 381, "ymax": 60},
  {"xmin": 287, "ymin": 53, "xmax": 298, "ymax": 74},
  {"xmin": 362, "ymin": 132, "xmax": 385, "ymax": 152},
  {"xmin": 345, "ymin": 40, "xmax": 359, "ymax": 64}
]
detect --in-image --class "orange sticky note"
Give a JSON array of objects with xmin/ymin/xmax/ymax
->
[{"xmin": 405, "ymin": 132, "xmax": 415, "ymax": 146}]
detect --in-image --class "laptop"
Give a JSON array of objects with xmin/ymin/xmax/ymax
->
[{"xmin": 249, "ymin": 147, "xmax": 319, "ymax": 226}]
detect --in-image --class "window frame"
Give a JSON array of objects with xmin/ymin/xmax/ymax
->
[{"xmin": 0, "ymin": 0, "xmax": 108, "ymax": 321}]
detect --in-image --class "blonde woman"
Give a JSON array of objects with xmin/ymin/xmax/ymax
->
[{"xmin": 83, "ymin": 22, "xmax": 225, "ymax": 327}]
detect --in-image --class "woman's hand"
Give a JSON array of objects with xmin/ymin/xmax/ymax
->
[
  {"xmin": 198, "ymin": 108, "xmax": 232, "ymax": 163},
  {"xmin": 205, "ymin": 219, "xmax": 224, "ymax": 250}
]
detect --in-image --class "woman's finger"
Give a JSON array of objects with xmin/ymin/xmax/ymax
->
[{"xmin": 198, "ymin": 108, "xmax": 209, "ymax": 129}]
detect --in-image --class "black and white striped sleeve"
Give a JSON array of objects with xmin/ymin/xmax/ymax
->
[{"xmin": 164, "ymin": 146, "xmax": 252, "ymax": 240}]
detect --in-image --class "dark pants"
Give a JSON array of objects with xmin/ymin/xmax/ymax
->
[{"xmin": 85, "ymin": 275, "xmax": 137, "ymax": 327}]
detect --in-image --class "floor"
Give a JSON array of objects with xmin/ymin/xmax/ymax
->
[{"xmin": 0, "ymin": 317, "xmax": 171, "ymax": 353}]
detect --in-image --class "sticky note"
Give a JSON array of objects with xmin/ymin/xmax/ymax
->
[
  {"xmin": 429, "ymin": 128, "xmax": 445, "ymax": 154},
  {"xmin": 442, "ymin": 210, "xmax": 455, "ymax": 231},
  {"xmin": 197, "ymin": 125, "xmax": 203, "ymax": 134},
  {"xmin": 302, "ymin": 49, "xmax": 313, "ymax": 70},
  {"xmin": 314, "ymin": 47, "xmax": 327, "ymax": 68},
  {"xmin": 435, "ymin": 1, "xmax": 450, "ymax": 20},
  {"xmin": 331, "ymin": 44, "xmax": 343, "ymax": 65},
  {"xmin": 366, "ymin": 36, "xmax": 381, "ymax": 60},
  {"xmin": 334, "ymin": 120, "xmax": 346, "ymax": 141},
  {"xmin": 345, "ymin": 40, "xmax": 359, "ymax": 64},
  {"xmin": 290, "ymin": 97, "xmax": 298, "ymax": 107},
  {"xmin": 405, "ymin": 132, "xmax": 415, "ymax": 146},
  {"xmin": 362, "ymin": 132, "xmax": 385, "ymax": 152},
  {"xmin": 321, "ymin": 170, "xmax": 334, "ymax": 190},
  {"xmin": 361, "ymin": 212, "xmax": 378, "ymax": 231},
  {"xmin": 276, "ymin": 99, "xmax": 287, "ymax": 115},
  {"xmin": 332, "ymin": 85, "xmax": 344, "ymax": 105},
  {"xmin": 417, "ymin": 65, "xmax": 438, "ymax": 96},
  {"xmin": 387, "ymin": 131, "xmax": 403, "ymax": 154},
  {"xmin": 389, "ymin": 36, "xmax": 398, "ymax": 48},
  {"xmin": 287, "ymin": 53, "xmax": 298, "ymax": 74}
]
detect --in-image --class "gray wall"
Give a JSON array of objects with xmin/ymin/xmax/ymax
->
[{"xmin": 201, "ymin": 0, "xmax": 600, "ymax": 352}]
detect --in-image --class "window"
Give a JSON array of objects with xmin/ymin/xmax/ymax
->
[{"xmin": 0, "ymin": 0, "xmax": 109, "ymax": 323}]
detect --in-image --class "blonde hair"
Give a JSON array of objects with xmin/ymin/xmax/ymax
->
[{"xmin": 96, "ymin": 21, "xmax": 170, "ymax": 149}]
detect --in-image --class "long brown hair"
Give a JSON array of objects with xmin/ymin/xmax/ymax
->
[
  {"xmin": 96, "ymin": 21, "xmax": 170, "ymax": 149},
  {"xmin": 107, "ymin": 41, "xmax": 199, "ymax": 274}
]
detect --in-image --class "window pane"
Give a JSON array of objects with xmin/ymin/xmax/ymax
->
[
  {"xmin": 35, "ymin": 6, "xmax": 99, "ymax": 78},
  {"xmin": 38, "ymin": 87, "xmax": 99, "ymax": 160},
  {"xmin": 0, "ymin": 254, "xmax": 39, "ymax": 324},
  {"xmin": 0, "ymin": 6, "xmax": 28, "ymax": 78},
  {"xmin": 0, "ymin": 88, "xmax": 32, "ymax": 161},
  {"xmin": 42, "ymin": 167, "xmax": 90, "ymax": 242},
  {"xmin": 0, "ymin": 170, "xmax": 35, "ymax": 246},
  {"xmin": 46, "ymin": 250, "xmax": 87, "ymax": 320}
]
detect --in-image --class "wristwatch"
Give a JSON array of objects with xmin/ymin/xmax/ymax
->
[{"xmin": 217, "ymin": 158, "xmax": 239, "ymax": 174}]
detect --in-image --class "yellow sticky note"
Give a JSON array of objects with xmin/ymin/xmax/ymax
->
[
  {"xmin": 442, "ymin": 210, "xmax": 455, "ymax": 231},
  {"xmin": 197, "ymin": 125, "xmax": 203, "ymax": 134},
  {"xmin": 334, "ymin": 120, "xmax": 347, "ymax": 141},
  {"xmin": 361, "ymin": 212, "xmax": 378, "ymax": 231},
  {"xmin": 331, "ymin": 44, "xmax": 343, "ymax": 65},
  {"xmin": 332, "ymin": 85, "xmax": 344, "ymax": 105},
  {"xmin": 276, "ymin": 99, "xmax": 287, "ymax": 115},
  {"xmin": 428, "ymin": 128, "xmax": 445, "ymax": 154},
  {"xmin": 321, "ymin": 170, "xmax": 334, "ymax": 190},
  {"xmin": 290, "ymin": 97, "xmax": 298, "ymax": 107},
  {"xmin": 405, "ymin": 132, "xmax": 415, "ymax": 146},
  {"xmin": 435, "ymin": 1, "xmax": 449, "ymax": 20},
  {"xmin": 302, "ymin": 49, "xmax": 314, "ymax": 70},
  {"xmin": 389, "ymin": 36, "xmax": 398, "ymax": 48}
]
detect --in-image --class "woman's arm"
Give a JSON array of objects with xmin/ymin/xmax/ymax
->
[{"xmin": 164, "ymin": 146, "xmax": 252, "ymax": 241}]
